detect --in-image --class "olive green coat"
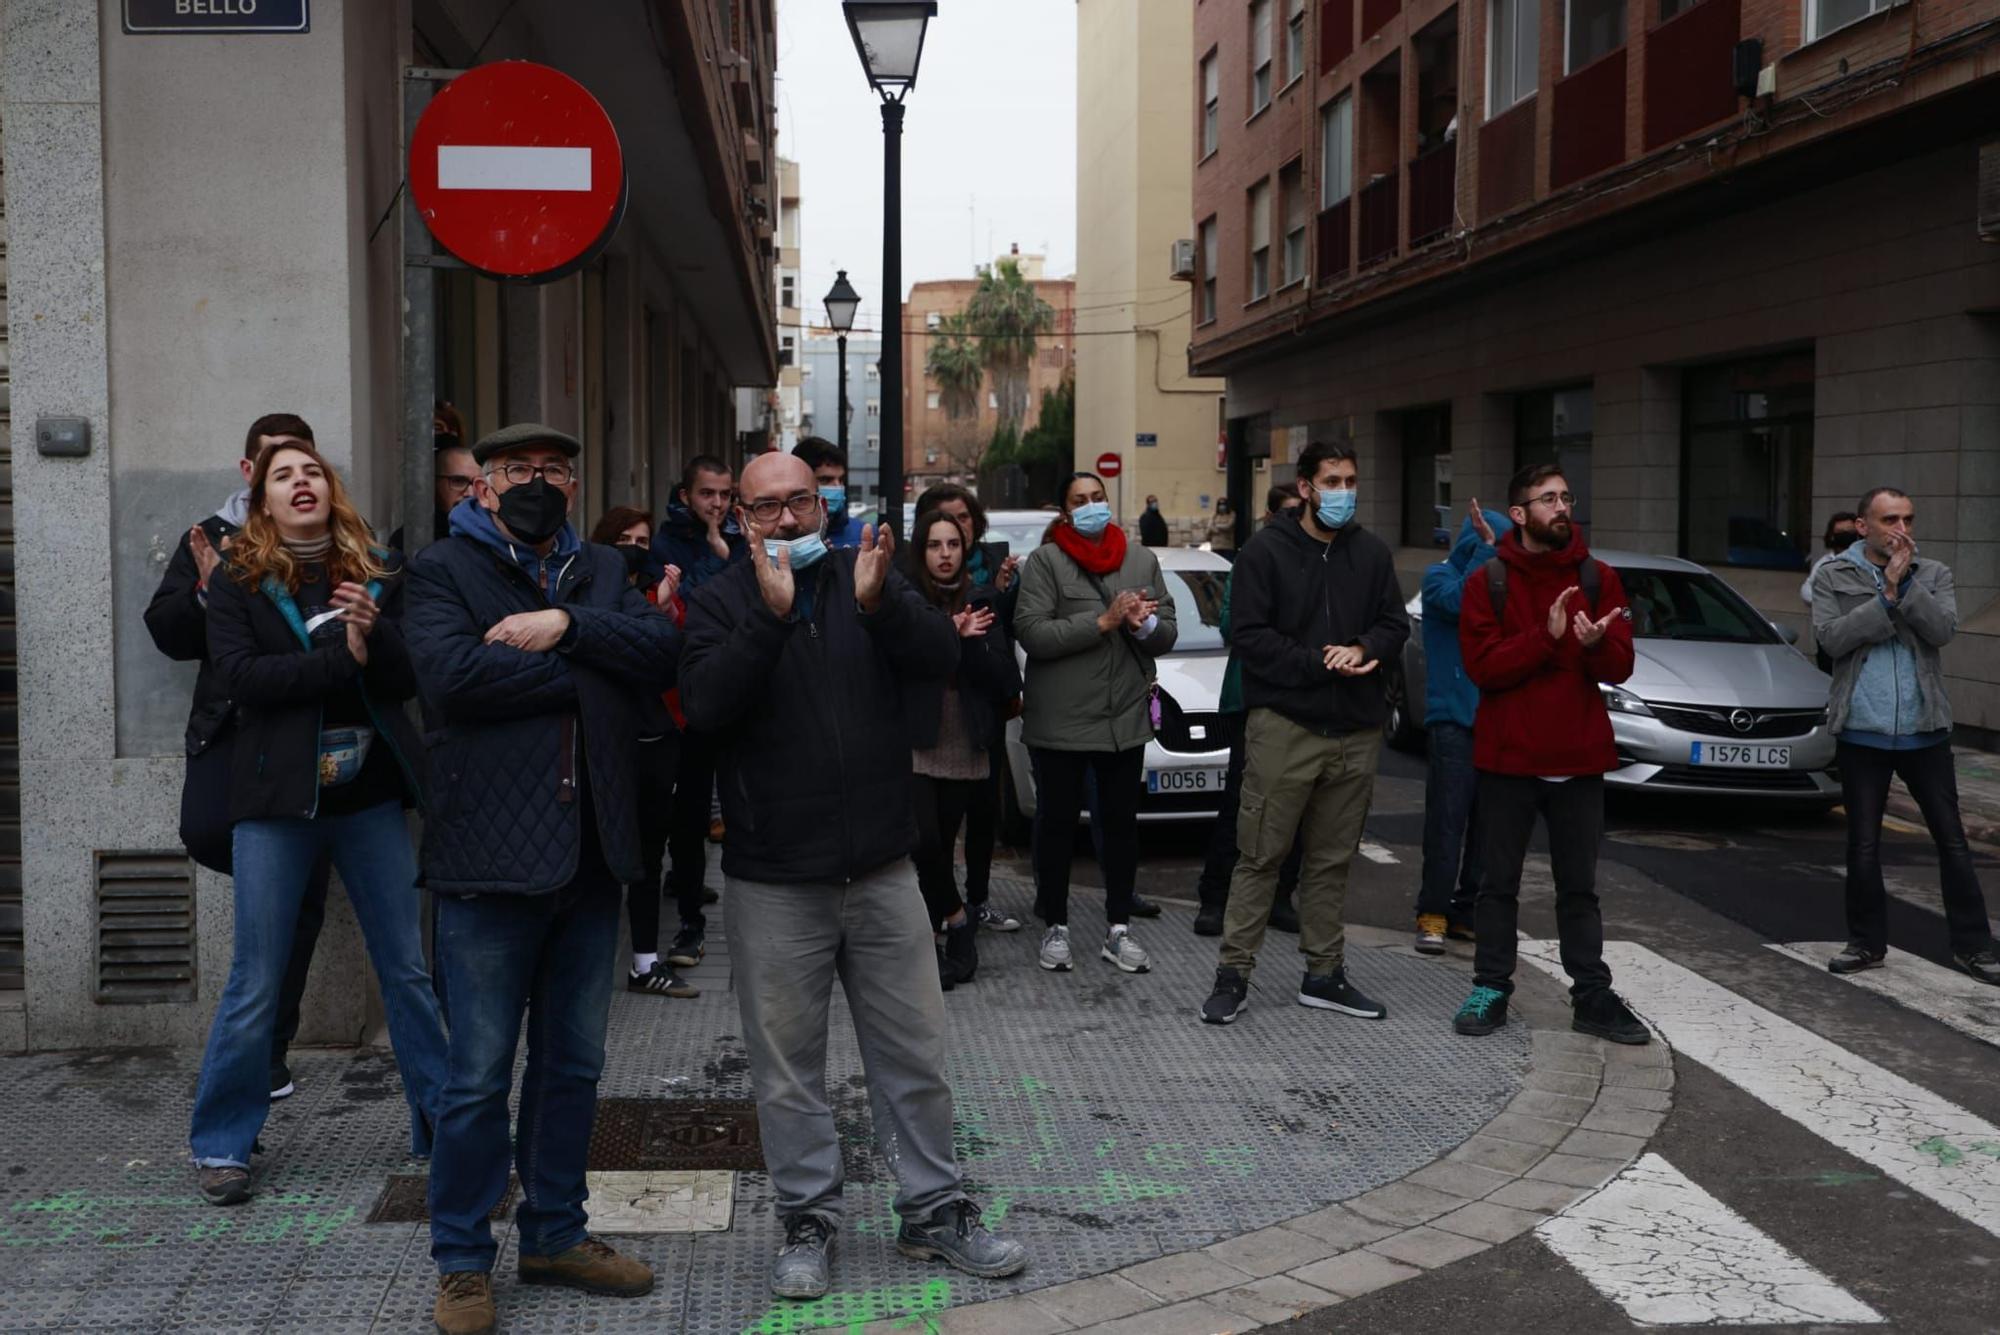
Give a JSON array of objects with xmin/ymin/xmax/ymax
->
[{"xmin": 1013, "ymin": 536, "xmax": 1179, "ymax": 753}]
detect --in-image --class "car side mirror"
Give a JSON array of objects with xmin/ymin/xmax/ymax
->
[{"xmin": 1772, "ymin": 621, "xmax": 1799, "ymax": 645}]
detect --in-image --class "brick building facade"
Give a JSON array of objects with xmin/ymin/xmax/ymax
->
[{"xmin": 1190, "ymin": 0, "xmax": 2000, "ymax": 737}]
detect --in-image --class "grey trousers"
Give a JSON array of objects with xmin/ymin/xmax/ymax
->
[{"xmin": 725, "ymin": 863, "xmax": 965, "ymax": 1228}]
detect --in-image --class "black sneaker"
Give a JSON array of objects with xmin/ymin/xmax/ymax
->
[
  {"xmin": 943, "ymin": 919, "xmax": 978, "ymax": 984},
  {"xmin": 1192, "ymin": 904, "xmax": 1225, "ymax": 937},
  {"xmin": 1297, "ymin": 969, "xmax": 1385, "ymax": 1019},
  {"xmin": 1200, "ymin": 967, "xmax": 1249, "ymax": 1025},
  {"xmin": 667, "ymin": 927, "xmax": 706, "ymax": 969},
  {"xmin": 1954, "ymin": 949, "xmax": 2000, "ymax": 987},
  {"xmin": 269, "ymin": 1062, "xmax": 295, "ymax": 1101},
  {"xmin": 1128, "ymin": 895, "xmax": 1163, "ymax": 919},
  {"xmin": 1828, "ymin": 943, "xmax": 1886, "ymax": 975},
  {"xmin": 627, "ymin": 963, "xmax": 699, "ymax": 998},
  {"xmin": 1573, "ymin": 989, "xmax": 1651, "ymax": 1045},
  {"xmin": 1453, "ymin": 985, "xmax": 1509, "ymax": 1036},
  {"xmin": 198, "ymin": 1165, "xmax": 251, "ymax": 1207}
]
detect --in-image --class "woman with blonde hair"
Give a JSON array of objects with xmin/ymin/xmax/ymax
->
[{"xmin": 189, "ymin": 440, "xmax": 445, "ymax": 1207}]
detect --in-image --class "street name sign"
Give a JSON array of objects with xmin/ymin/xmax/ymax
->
[
  {"xmin": 409, "ymin": 61, "xmax": 628, "ymax": 282},
  {"xmin": 124, "ymin": 0, "xmax": 309, "ymax": 32}
]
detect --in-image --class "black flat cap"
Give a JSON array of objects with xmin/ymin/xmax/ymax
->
[{"xmin": 471, "ymin": 422, "xmax": 583, "ymax": 463}]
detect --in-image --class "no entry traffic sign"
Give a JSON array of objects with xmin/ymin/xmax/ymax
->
[
  {"xmin": 409, "ymin": 61, "xmax": 627, "ymax": 282},
  {"xmin": 1095, "ymin": 452, "xmax": 1123, "ymax": 478}
]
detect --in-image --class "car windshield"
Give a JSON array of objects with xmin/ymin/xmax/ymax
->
[
  {"xmin": 985, "ymin": 519, "xmax": 1053, "ymax": 557},
  {"xmin": 1617, "ymin": 568, "xmax": 1781, "ymax": 645},
  {"xmin": 1161, "ymin": 567, "xmax": 1227, "ymax": 653}
]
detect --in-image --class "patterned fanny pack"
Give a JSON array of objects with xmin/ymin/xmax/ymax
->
[{"xmin": 317, "ymin": 726, "xmax": 376, "ymax": 788}]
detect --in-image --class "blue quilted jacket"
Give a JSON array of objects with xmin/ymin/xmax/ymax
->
[{"xmin": 405, "ymin": 524, "xmax": 681, "ymax": 894}]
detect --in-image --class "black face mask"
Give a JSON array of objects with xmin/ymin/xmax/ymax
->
[
  {"xmin": 496, "ymin": 477, "xmax": 569, "ymax": 546},
  {"xmin": 617, "ymin": 542, "xmax": 649, "ymax": 577},
  {"xmin": 1829, "ymin": 530, "xmax": 1857, "ymax": 550}
]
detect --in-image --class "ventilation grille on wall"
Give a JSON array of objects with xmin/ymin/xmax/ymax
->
[{"xmin": 95, "ymin": 852, "xmax": 196, "ymax": 1004}]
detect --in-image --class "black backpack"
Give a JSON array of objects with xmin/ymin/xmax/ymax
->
[{"xmin": 1485, "ymin": 557, "xmax": 1600, "ymax": 619}]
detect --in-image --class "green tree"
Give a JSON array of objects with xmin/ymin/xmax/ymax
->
[
  {"xmin": 966, "ymin": 259, "xmax": 1055, "ymax": 436},
  {"xmin": 1000, "ymin": 372, "xmax": 1075, "ymax": 506},
  {"xmin": 924, "ymin": 311, "xmax": 988, "ymax": 476}
]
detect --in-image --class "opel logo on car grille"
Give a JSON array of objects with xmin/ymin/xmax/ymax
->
[{"xmin": 1729, "ymin": 709, "xmax": 1756, "ymax": 733}]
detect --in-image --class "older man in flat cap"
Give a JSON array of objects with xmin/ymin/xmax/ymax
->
[{"xmin": 406, "ymin": 423, "xmax": 682, "ymax": 1335}]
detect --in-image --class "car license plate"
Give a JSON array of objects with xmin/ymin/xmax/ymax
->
[
  {"xmin": 1690, "ymin": 742, "xmax": 1791, "ymax": 768},
  {"xmin": 1147, "ymin": 767, "xmax": 1227, "ymax": 794}
]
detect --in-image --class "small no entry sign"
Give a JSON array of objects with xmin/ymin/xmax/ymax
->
[
  {"xmin": 409, "ymin": 61, "xmax": 627, "ymax": 282},
  {"xmin": 1096, "ymin": 452, "xmax": 1123, "ymax": 478}
]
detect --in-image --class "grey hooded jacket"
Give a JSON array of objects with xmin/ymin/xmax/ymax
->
[{"xmin": 1809, "ymin": 545, "xmax": 1957, "ymax": 737}]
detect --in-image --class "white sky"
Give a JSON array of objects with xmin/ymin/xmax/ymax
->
[{"xmin": 774, "ymin": 0, "xmax": 1078, "ymax": 338}]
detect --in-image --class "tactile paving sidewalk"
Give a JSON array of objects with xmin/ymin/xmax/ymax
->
[{"xmin": 0, "ymin": 874, "xmax": 1527, "ymax": 1333}]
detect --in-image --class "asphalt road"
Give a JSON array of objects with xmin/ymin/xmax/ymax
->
[{"xmin": 1040, "ymin": 742, "xmax": 2000, "ymax": 1334}]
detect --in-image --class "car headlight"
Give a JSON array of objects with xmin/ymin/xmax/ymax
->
[{"xmin": 1599, "ymin": 685, "xmax": 1655, "ymax": 717}]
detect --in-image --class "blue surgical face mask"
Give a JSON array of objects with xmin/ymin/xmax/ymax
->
[
  {"xmin": 1316, "ymin": 487, "xmax": 1356, "ymax": 529},
  {"xmin": 1071, "ymin": 501, "xmax": 1113, "ymax": 537},
  {"xmin": 818, "ymin": 485, "xmax": 847, "ymax": 512},
  {"xmin": 764, "ymin": 524, "xmax": 828, "ymax": 571}
]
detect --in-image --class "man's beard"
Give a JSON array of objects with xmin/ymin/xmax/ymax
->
[{"xmin": 1526, "ymin": 514, "xmax": 1573, "ymax": 549}]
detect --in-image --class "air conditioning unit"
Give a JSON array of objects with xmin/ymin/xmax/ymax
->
[{"xmin": 1170, "ymin": 238, "xmax": 1197, "ymax": 281}]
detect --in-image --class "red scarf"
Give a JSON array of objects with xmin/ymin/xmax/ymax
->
[{"xmin": 1051, "ymin": 521, "xmax": 1128, "ymax": 575}]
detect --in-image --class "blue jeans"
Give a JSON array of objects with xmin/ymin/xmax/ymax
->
[
  {"xmin": 1416, "ymin": 722, "xmax": 1484, "ymax": 921},
  {"xmin": 428, "ymin": 870, "xmax": 621, "ymax": 1275},
  {"xmin": 190, "ymin": 801, "xmax": 445, "ymax": 1168}
]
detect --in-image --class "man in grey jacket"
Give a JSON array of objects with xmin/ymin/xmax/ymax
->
[{"xmin": 1810, "ymin": 486, "xmax": 1998, "ymax": 985}]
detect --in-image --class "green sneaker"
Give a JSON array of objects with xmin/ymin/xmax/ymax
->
[{"xmin": 1453, "ymin": 985, "xmax": 1509, "ymax": 1036}]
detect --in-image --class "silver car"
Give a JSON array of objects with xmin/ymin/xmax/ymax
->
[
  {"xmin": 1387, "ymin": 549, "xmax": 1839, "ymax": 802},
  {"xmin": 999, "ymin": 545, "xmax": 1235, "ymax": 838}
]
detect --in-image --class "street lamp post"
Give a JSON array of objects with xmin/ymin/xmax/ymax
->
[
  {"xmin": 844, "ymin": 0, "xmax": 936, "ymax": 540},
  {"xmin": 823, "ymin": 270, "xmax": 861, "ymax": 461}
]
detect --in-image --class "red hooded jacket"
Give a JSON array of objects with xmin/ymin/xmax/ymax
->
[{"xmin": 1458, "ymin": 530, "xmax": 1634, "ymax": 777}]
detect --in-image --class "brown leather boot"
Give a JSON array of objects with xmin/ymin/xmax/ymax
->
[
  {"xmin": 433, "ymin": 1272, "xmax": 495, "ymax": 1335},
  {"xmin": 517, "ymin": 1236, "xmax": 654, "ymax": 1296}
]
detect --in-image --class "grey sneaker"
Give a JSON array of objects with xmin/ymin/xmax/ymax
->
[
  {"xmin": 1100, "ymin": 926, "xmax": 1150, "ymax": 973},
  {"xmin": 1828, "ymin": 943, "xmax": 1886, "ymax": 975},
  {"xmin": 896, "ymin": 1200, "xmax": 1028, "ymax": 1279},
  {"xmin": 770, "ymin": 1213, "xmax": 835, "ymax": 1300},
  {"xmin": 976, "ymin": 904, "xmax": 1022, "ymax": 932},
  {"xmin": 1038, "ymin": 925, "xmax": 1073, "ymax": 972}
]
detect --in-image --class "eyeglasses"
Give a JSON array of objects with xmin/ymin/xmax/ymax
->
[
  {"xmin": 487, "ymin": 462, "xmax": 576, "ymax": 487},
  {"xmin": 436, "ymin": 473, "xmax": 479, "ymax": 495},
  {"xmin": 742, "ymin": 492, "xmax": 824, "ymax": 524},
  {"xmin": 1523, "ymin": 490, "xmax": 1575, "ymax": 511}
]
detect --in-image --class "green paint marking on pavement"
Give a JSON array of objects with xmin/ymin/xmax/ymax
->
[
  {"xmin": 1916, "ymin": 1136, "xmax": 1964, "ymax": 1166},
  {"xmin": 1, "ymin": 1187, "xmax": 356, "ymax": 1248},
  {"xmin": 740, "ymin": 1276, "xmax": 951, "ymax": 1334},
  {"xmin": 1093, "ymin": 1136, "xmax": 1117, "ymax": 1159}
]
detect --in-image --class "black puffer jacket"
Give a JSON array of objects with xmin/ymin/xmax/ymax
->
[
  {"xmin": 144, "ymin": 515, "xmax": 241, "ymax": 764},
  {"xmin": 903, "ymin": 585, "xmax": 1021, "ymax": 753},
  {"xmin": 203, "ymin": 554, "xmax": 424, "ymax": 823},
  {"xmin": 1232, "ymin": 514, "xmax": 1410, "ymax": 736},
  {"xmin": 680, "ymin": 550, "xmax": 958, "ymax": 884},
  {"xmin": 404, "ymin": 533, "xmax": 681, "ymax": 895}
]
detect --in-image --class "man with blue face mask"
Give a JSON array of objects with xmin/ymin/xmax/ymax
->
[
  {"xmin": 681, "ymin": 452, "xmax": 1029, "ymax": 1303},
  {"xmin": 794, "ymin": 436, "xmax": 863, "ymax": 550},
  {"xmin": 1201, "ymin": 441, "xmax": 1409, "ymax": 1027}
]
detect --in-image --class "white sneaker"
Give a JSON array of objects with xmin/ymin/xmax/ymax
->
[
  {"xmin": 1038, "ymin": 925, "xmax": 1073, "ymax": 971},
  {"xmin": 1101, "ymin": 926, "xmax": 1150, "ymax": 974}
]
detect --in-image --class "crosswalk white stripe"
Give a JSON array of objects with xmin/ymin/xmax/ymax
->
[
  {"xmin": 1521, "ymin": 940, "xmax": 2000, "ymax": 1239},
  {"xmin": 1537, "ymin": 1152, "xmax": 1883, "ymax": 1326},
  {"xmin": 1767, "ymin": 942, "xmax": 2000, "ymax": 1052},
  {"xmin": 1358, "ymin": 840, "xmax": 1399, "ymax": 865}
]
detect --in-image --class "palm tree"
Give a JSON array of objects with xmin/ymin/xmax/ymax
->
[
  {"xmin": 925, "ymin": 312, "xmax": 984, "ymax": 421},
  {"xmin": 966, "ymin": 259, "xmax": 1055, "ymax": 437}
]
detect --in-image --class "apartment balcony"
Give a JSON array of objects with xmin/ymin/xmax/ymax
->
[
  {"xmin": 1645, "ymin": 0, "xmax": 1742, "ymax": 150},
  {"xmin": 1360, "ymin": 0, "xmax": 1398, "ymax": 44},
  {"xmin": 1407, "ymin": 140, "xmax": 1456, "ymax": 246},
  {"xmin": 1317, "ymin": 197, "xmax": 1352, "ymax": 281},
  {"xmin": 1357, "ymin": 170, "xmax": 1399, "ymax": 267},
  {"xmin": 1477, "ymin": 96, "xmax": 1536, "ymax": 218},
  {"xmin": 1550, "ymin": 48, "xmax": 1627, "ymax": 189},
  {"xmin": 1320, "ymin": 0, "xmax": 1355, "ymax": 71}
]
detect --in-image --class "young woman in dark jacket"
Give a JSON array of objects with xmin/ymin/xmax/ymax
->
[
  {"xmin": 904, "ymin": 509, "xmax": 1023, "ymax": 989},
  {"xmin": 189, "ymin": 442, "xmax": 445, "ymax": 1207}
]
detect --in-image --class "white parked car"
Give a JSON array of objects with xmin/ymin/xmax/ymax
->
[{"xmin": 999, "ymin": 545, "xmax": 1234, "ymax": 839}]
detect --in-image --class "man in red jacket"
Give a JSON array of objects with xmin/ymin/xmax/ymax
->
[{"xmin": 1451, "ymin": 463, "xmax": 1649, "ymax": 1045}]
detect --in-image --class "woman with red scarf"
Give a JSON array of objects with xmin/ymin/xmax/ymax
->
[{"xmin": 1014, "ymin": 472, "xmax": 1179, "ymax": 978}]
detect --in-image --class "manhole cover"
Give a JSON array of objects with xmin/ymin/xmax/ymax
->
[
  {"xmin": 589, "ymin": 1098, "xmax": 764, "ymax": 1171},
  {"xmin": 366, "ymin": 1173, "xmax": 516, "ymax": 1224}
]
